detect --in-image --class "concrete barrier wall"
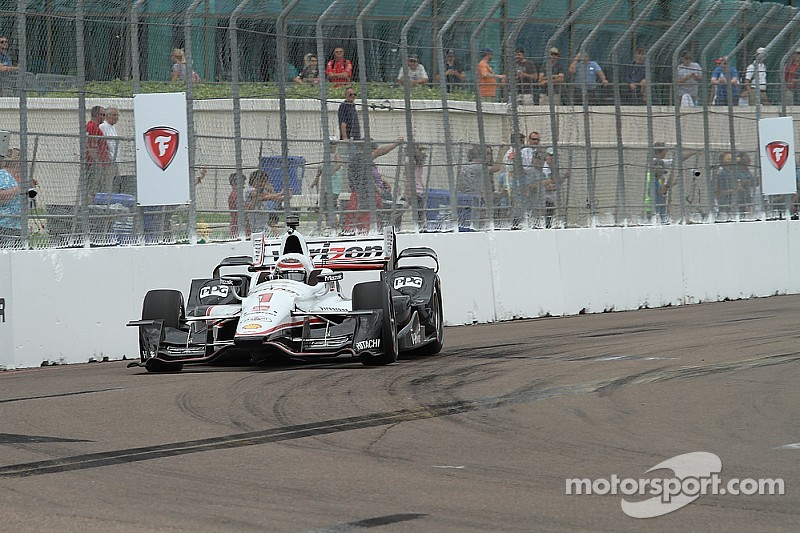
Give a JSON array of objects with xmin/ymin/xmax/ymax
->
[{"xmin": 2, "ymin": 221, "xmax": 799, "ymax": 369}]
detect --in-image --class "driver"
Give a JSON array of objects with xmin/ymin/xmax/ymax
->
[{"xmin": 273, "ymin": 253, "xmax": 314, "ymax": 283}]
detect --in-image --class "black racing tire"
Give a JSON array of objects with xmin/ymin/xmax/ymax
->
[
  {"xmin": 141, "ymin": 289, "xmax": 184, "ymax": 329},
  {"xmin": 144, "ymin": 358, "xmax": 184, "ymax": 373},
  {"xmin": 353, "ymin": 278, "xmax": 398, "ymax": 366},
  {"xmin": 408, "ymin": 277, "xmax": 444, "ymax": 356}
]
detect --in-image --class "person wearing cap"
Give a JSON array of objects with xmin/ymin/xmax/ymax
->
[
  {"xmin": 624, "ymin": 47, "xmax": 646, "ymax": 104},
  {"xmin": 538, "ymin": 47, "xmax": 565, "ymax": 105},
  {"xmin": 396, "ymin": 54, "xmax": 429, "ymax": 87},
  {"xmin": 569, "ymin": 51, "xmax": 608, "ymax": 105},
  {"xmin": 744, "ymin": 47, "xmax": 770, "ymax": 105},
  {"xmin": 0, "ymin": 149, "xmax": 21, "ymax": 247},
  {"xmin": 710, "ymin": 56, "xmax": 740, "ymax": 106},
  {"xmin": 443, "ymin": 49, "xmax": 465, "ymax": 93},
  {"xmin": 326, "ymin": 46, "xmax": 353, "ymax": 88},
  {"xmin": 477, "ymin": 47, "xmax": 506, "ymax": 100},
  {"xmin": 784, "ymin": 48, "xmax": 800, "ymax": 105}
]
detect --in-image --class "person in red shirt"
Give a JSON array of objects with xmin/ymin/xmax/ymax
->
[
  {"xmin": 785, "ymin": 49, "xmax": 800, "ymax": 105},
  {"xmin": 85, "ymin": 105, "xmax": 110, "ymax": 204},
  {"xmin": 326, "ymin": 46, "xmax": 353, "ymax": 87}
]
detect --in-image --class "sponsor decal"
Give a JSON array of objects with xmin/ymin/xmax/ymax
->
[
  {"xmin": 765, "ymin": 141, "xmax": 790, "ymax": 171},
  {"xmin": 143, "ymin": 126, "xmax": 179, "ymax": 171},
  {"xmin": 319, "ymin": 272, "xmax": 344, "ymax": 282},
  {"xmin": 269, "ymin": 243, "xmax": 384, "ymax": 264},
  {"xmin": 199, "ymin": 285, "xmax": 229, "ymax": 300},
  {"xmin": 318, "ymin": 306, "xmax": 349, "ymax": 312},
  {"xmin": 219, "ymin": 278, "xmax": 235, "ymax": 285},
  {"xmin": 356, "ymin": 338, "xmax": 381, "ymax": 350},
  {"xmin": 393, "ymin": 276, "xmax": 423, "ymax": 290},
  {"xmin": 259, "ymin": 293, "xmax": 273, "ymax": 303},
  {"xmin": 240, "ymin": 314, "xmax": 270, "ymax": 323},
  {"xmin": 0, "ymin": 297, "xmax": 5, "ymax": 322},
  {"xmin": 242, "ymin": 323, "xmax": 263, "ymax": 330}
]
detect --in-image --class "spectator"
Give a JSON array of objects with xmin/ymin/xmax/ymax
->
[
  {"xmin": 512, "ymin": 48, "xmax": 538, "ymax": 105},
  {"xmin": 443, "ymin": 49, "xmax": 466, "ymax": 93},
  {"xmin": 0, "ymin": 36, "xmax": 18, "ymax": 72},
  {"xmin": 271, "ymin": 62, "xmax": 298, "ymax": 83},
  {"xmin": 538, "ymin": 47, "xmax": 565, "ymax": 105},
  {"xmin": 85, "ymin": 105, "xmax": 110, "ymax": 203},
  {"xmin": 406, "ymin": 145, "xmax": 428, "ymax": 228},
  {"xmin": 460, "ymin": 144, "xmax": 502, "ymax": 204},
  {"xmin": 170, "ymin": 48, "xmax": 199, "ymax": 82},
  {"xmin": 0, "ymin": 149, "xmax": 21, "ymax": 247},
  {"xmin": 744, "ymin": 47, "xmax": 769, "ymax": 105},
  {"xmin": 498, "ymin": 133, "xmax": 534, "ymax": 212},
  {"xmin": 99, "ymin": 106, "xmax": 121, "ymax": 194},
  {"xmin": 246, "ymin": 170, "xmax": 284, "ymax": 236},
  {"xmin": 676, "ymin": 51, "xmax": 702, "ymax": 107},
  {"xmin": 784, "ymin": 48, "xmax": 800, "ymax": 106},
  {"xmin": 311, "ymin": 136, "xmax": 345, "ymax": 222},
  {"xmin": 338, "ymin": 87, "xmax": 360, "ymax": 141},
  {"xmin": 647, "ymin": 142, "xmax": 674, "ymax": 222},
  {"xmin": 326, "ymin": 46, "xmax": 353, "ymax": 87},
  {"xmin": 396, "ymin": 54, "xmax": 429, "ymax": 86},
  {"xmin": 624, "ymin": 47, "xmax": 646, "ymax": 104},
  {"xmin": 477, "ymin": 47, "xmax": 506, "ymax": 100},
  {"xmin": 569, "ymin": 51, "xmax": 608, "ymax": 105},
  {"xmin": 342, "ymin": 138, "xmax": 404, "ymax": 233},
  {"xmin": 710, "ymin": 56, "xmax": 740, "ymax": 106},
  {"xmin": 228, "ymin": 172, "xmax": 251, "ymax": 239},
  {"xmin": 542, "ymin": 147, "xmax": 569, "ymax": 228},
  {"xmin": 294, "ymin": 55, "xmax": 320, "ymax": 85},
  {"xmin": 734, "ymin": 151, "xmax": 754, "ymax": 216}
]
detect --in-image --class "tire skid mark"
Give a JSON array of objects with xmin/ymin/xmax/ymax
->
[
  {"xmin": 0, "ymin": 387, "xmax": 123, "ymax": 404},
  {"xmin": 2, "ymin": 352, "xmax": 798, "ymax": 478}
]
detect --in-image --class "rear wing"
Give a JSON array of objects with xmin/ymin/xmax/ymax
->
[{"xmin": 251, "ymin": 227, "xmax": 397, "ymax": 272}]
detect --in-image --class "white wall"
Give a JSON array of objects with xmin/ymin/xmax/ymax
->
[{"xmin": 1, "ymin": 221, "xmax": 798, "ymax": 369}]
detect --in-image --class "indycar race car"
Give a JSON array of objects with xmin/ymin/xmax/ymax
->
[{"xmin": 127, "ymin": 217, "xmax": 443, "ymax": 372}]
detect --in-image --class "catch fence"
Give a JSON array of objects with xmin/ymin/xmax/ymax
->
[{"xmin": 0, "ymin": 0, "xmax": 799, "ymax": 249}]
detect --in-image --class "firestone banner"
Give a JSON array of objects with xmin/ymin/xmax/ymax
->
[
  {"xmin": 133, "ymin": 93, "xmax": 191, "ymax": 206},
  {"xmin": 758, "ymin": 116, "xmax": 796, "ymax": 196}
]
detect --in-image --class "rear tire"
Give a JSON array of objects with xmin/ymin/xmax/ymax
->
[
  {"xmin": 353, "ymin": 277, "xmax": 398, "ymax": 366},
  {"xmin": 408, "ymin": 278, "xmax": 444, "ymax": 356}
]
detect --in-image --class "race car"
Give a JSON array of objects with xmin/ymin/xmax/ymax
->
[{"xmin": 127, "ymin": 216, "xmax": 443, "ymax": 372}]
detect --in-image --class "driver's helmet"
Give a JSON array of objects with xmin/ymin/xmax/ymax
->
[{"xmin": 274, "ymin": 253, "xmax": 313, "ymax": 283}]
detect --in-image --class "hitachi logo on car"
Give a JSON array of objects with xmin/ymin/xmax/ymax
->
[{"xmin": 356, "ymin": 339, "xmax": 381, "ymax": 350}]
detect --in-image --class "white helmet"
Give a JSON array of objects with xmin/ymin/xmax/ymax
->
[{"xmin": 274, "ymin": 253, "xmax": 313, "ymax": 283}]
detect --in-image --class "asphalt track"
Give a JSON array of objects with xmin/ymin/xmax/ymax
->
[{"xmin": 1, "ymin": 295, "xmax": 800, "ymax": 532}]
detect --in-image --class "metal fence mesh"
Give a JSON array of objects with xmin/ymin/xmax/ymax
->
[{"xmin": 1, "ymin": 0, "xmax": 799, "ymax": 250}]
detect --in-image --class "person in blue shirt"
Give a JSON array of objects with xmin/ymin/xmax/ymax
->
[
  {"xmin": 710, "ymin": 56, "xmax": 740, "ymax": 106},
  {"xmin": 624, "ymin": 47, "xmax": 646, "ymax": 104},
  {"xmin": 0, "ymin": 36, "xmax": 17, "ymax": 72},
  {"xmin": 569, "ymin": 51, "xmax": 608, "ymax": 105},
  {"xmin": 0, "ymin": 152, "xmax": 21, "ymax": 247}
]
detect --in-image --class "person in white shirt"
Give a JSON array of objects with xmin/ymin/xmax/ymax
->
[
  {"xmin": 396, "ymin": 55, "xmax": 429, "ymax": 86},
  {"xmin": 99, "ymin": 106, "xmax": 120, "ymax": 163},
  {"xmin": 744, "ymin": 47, "xmax": 770, "ymax": 105}
]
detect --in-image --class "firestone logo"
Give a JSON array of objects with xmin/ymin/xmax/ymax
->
[
  {"xmin": 144, "ymin": 127, "xmax": 179, "ymax": 170},
  {"xmin": 765, "ymin": 141, "xmax": 790, "ymax": 171}
]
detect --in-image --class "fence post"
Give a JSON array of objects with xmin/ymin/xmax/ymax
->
[
  {"xmin": 438, "ymin": 0, "xmax": 474, "ymax": 231},
  {"xmin": 76, "ymin": 0, "xmax": 90, "ymax": 245},
  {"xmin": 644, "ymin": 0, "xmax": 702, "ymax": 223},
  {"xmin": 470, "ymin": 0, "xmax": 504, "ymax": 228},
  {"xmin": 400, "ymin": 0, "xmax": 432, "ymax": 233},
  {"xmin": 576, "ymin": 0, "xmax": 626, "ymax": 222},
  {"xmin": 671, "ymin": 1, "xmax": 723, "ymax": 224},
  {"xmin": 700, "ymin": 2, "xmax": 750, "ymax": 220},
  {"xmin": 184, "ymin": 0, "xmax": 203, "ymax": 243},
  {"xmin": 16, "ymin": 0, "xmax": 28, "ymax": 247},
  {"xmin": 505, "ymin": 0, "xmax": 543, "ymax": 229},
  {"xmin": 355, "ymin": 0, "xmax": 381, "ymax": 233},
  {"xmin": 609, "ymin": 0, "xmax": 657, "ymax": 224},
  {"xmin": 277, "ymin": 0, "xmax": 301, "ymax": 226},
  {"xmin": 545, "ymin": 0, "xmax": 597, "ymax": 228},
  {"xmin": 131, "ymin": 0, "xmax": 145, "ymax": 95},
  {"xmin": 230, "ymin": 0, "xmax": 252, "ymax": 240}
]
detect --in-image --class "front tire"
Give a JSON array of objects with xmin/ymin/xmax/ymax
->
[
  {"xmin": 141, "ymin": 289, "xmax": 185, "ymax": 372},
  {"xmin": 353, "ymin": 277, "xmax": 398, "ymax": 366}
]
